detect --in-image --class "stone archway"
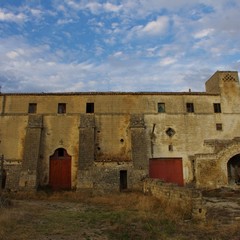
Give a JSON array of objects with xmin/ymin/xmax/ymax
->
[
  {"xmin": 227, "ymin": 154, "xmax": 240, "ymax": 185},
  {"xmin": 195, "ymin": 139, "xmax": 240, "ymax": 189}
]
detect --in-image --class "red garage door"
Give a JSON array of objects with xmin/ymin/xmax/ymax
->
[
  {"xmin": 149, "ymin": 158, "xmax": 184, "ymax": 186},
  {"xmin": 49, "ymin": 148, "xmax": 71, "ymax": 190}
]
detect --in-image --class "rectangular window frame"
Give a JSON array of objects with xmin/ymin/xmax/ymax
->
[
  {"xmin": 86, "ymin": 102, "xmax": 94, "ymax": 113},
  {"xmin": 186, "ymin": 102, "xmax": 194, "ymax": 113},
  {"xmin": 216, "ymin": 123, "xmax": 223, "ymax": 131},
  {"xmin": 28, "ymin": 103, "xmax": 37, "ymax": 114},
  {"xmin": 157, "ymin": 103, "xmax": 165, "ymax": 113},
  {"xmin": 213, "ymin": 103, "xmax": 221, "ymax": 113},
  {"xmin": 58, "ymin": 103, "xmax": 66, "ymax": 114}
]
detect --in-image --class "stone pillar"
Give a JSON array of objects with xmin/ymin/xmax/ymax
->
[
  {"xmin": 77, "ymin": 114, "xmax": 95, "ymax": 190},
  {"xmin": 130, "ymin": 114, "xmax": 148, "ymax": 170},
  {"xmin": 19, "ymin": 115, "xmax": 43, "ymax": 190}
]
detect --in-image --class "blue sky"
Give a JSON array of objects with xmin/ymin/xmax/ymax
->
[{"xmin": 0, "ymin": 0, "xmax": 239, "ymax": 93}]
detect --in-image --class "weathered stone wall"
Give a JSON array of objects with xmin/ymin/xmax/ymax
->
[
  {"xmin": 19, "ymin": 115, "xmax": 43, "ymax": 190},
  {"xmin": 0, "ymin": 71, "xmax": 240, "ymax": 191},
  {"xmin": 143, "ymin": 178, "xmax": 206, "ymax": 220}
]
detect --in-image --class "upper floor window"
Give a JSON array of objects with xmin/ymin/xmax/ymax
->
[
  {"xmin": 186, "ymin": 103, "xmax": 194, "ymax": 113},
  {"xmin": 86, "ymin": 102, "xmax": 94, "ymax": 113},
  {"xmin": 28, "ymin": 103, "xmax": 37, "ymax": 113},
  {"xmin": 58, "ymin": 103, "xmax": 66, "ymax": 114},
  {"xmin": 158, "ymin": 103, "xmax": 165, "ymax": 113},
  {"xmin": 213, "ymin": 103, "xmax": 221, "ymax": 113}
]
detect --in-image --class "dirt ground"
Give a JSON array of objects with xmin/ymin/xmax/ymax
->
[{"xmin": 1, "ymin": 191, "xmax": 240, "ymax": 240}]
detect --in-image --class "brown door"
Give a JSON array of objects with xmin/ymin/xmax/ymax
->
[
  {"xmin": 149, "ymin": 158, "xmax": 184, "ymax": 186},
  {"xmin": 49, "ymin": 148, "xmax": 71, "ymax": 190}
]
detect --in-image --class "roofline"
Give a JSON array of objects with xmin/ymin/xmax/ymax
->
[{"xmin": 0, "ymin": 91, "xmax": 219, "ymax": 96}]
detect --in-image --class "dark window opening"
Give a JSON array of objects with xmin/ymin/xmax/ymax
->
[
  {"xmin": 216, "ymin": 123, "xmax": 222, "ymax": 131},
  {"xmin": 120, "ymin": 170, "xmax": 127, "ymax": 191},
  {"xmin": 28, "ymin": 103, "xmax": 37, "ymax": 113},
  {"xmin": 214, "ymin": 103, "xmax": 221, "ymax": 113},
  {"xmin": 158, "ymin": 103, "xmax": 165, "ymax": 113},
  {"xmin": 186, "ymin": 103, "xmax": 194, "ymax": 113},
  {"xmin": 86, "ymin": 102, "xmax": 94, "ymax": 113},
  {"xmin": 168, "ymin": 144, "xmax": 173, "ymax": 151},
  {"xmin": 58, "ymin": 148, "xmax": 65, "ymax": 157},
  {"xmin": 166, "ymin": 128, "xmax": 176, "ymax": 137},
  {"xmin": 58, "ymin": 103, "xmax": 66, "ymax": 114}
]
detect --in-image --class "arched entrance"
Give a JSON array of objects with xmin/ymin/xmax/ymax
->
[
  {"xmin": 227, "ymin": 154, "xmax": 240, "ymax": 185},
  {"xmin": 49, "ymin": 148, "xmax": 71, "ymax": 190}
]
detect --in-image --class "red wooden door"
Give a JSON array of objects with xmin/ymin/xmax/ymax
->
[
  {"xmin": 49, "ymin": 148, "xmax": 71, "ymax": 190},
  {"xmin": 149, "ymin": 158, "xmax": 184, "ymax": 186}
]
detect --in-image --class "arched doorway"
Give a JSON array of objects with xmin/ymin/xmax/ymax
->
[
  {"xmin": 49, "ymin": 148, "xmax": 71, "ymax": 190},
  {"xmin": 227, "ymin": 154, "xmax": 240, "ymax": 185}
]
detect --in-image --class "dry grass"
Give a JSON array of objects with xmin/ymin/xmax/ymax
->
[{"xmin": 1, "ymin": 190, "xmax": 240, "ymax": 240}]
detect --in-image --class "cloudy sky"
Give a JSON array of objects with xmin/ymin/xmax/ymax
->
[{"xmin": 0, "ymin": 0, "xmax": 239, "ymax": 93}]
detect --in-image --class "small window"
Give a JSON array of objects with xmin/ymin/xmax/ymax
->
[
  {"xmin": 58, "ymin": 103, "xmax": 66, "ymax": 114},
  {"xmin": 58, "ymin": 148, "xmax": 64, "ymax": 157},
  {"xmin": 216, "ymin": 123, "xmax": 222, "ymax": 131},
  {"xmin": 158, "ymin": 103, "xmax": 165, "ymax": 113},
  {"xmin": 186, "ymin": 103, "xmax": 194, "ymax": 113},
  {"xmin": 214, "ymin": 103, "xmax": 221, "ymax": 113},
  {"xmin": 28, "ymin": 103, "xmax": 37, "ymax": 113},
  {"xmin": 86, "ymin": 102, "xmax": 94, "ymax": 113}
]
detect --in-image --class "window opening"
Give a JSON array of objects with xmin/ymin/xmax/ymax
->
[
  {"xmin": 166, "ymin": 128, "xmax": 175, "ymax": 137},
  {"xmin": 158, "ymin": 103, "xmax": 165, "ymax": 113},
  {"xmin": 186, "ymin": 103, "xmax": 194, "ymax": 113},
  {"xmin": 216, "ymin": 123, "xmax": 222, "ymax": 131},
  {"xmin": 58, "ymin": 103, "xmax": 66, "ymax": 114},
  {"xmin": 28, "ymin": 103, "xmax": 37, "ymax": 113},
  {"xmin": 86, "ymin": 102, "xmax": 94, "ymax": 113},
  {"xmin": 58, "ymin": 148, "xmax": 65, "ymax": 157},
  {"xmin": 213, "ymin": 103, "xmax": 221, "ymax": 113}
]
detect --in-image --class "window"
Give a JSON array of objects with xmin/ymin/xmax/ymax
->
[
  {"xmin": 158, "ymin": 103, "xmax": 165, "ymax": 113},
  {"xmin": 86, "ymin": 102, "xmax": 94, "ymax": 113},
  {"xmin": 216, "ymin": 123, "xmax": 223, "ymax": 131},
  {"xmin": 186, "ymin": 103, "xmax": 194, "ymax": 113},
  {"xmin": 213, "ymin": 103, "xmax": 221, "ymax": 113},
  {"xmin": 28, "ymin": 103, "xmax": 37, "ymax": 113},
  {"xmin": 58, "ymin": 103, "xmax": 66, "ymax": 114},
  {"xmin": 58, "ymin": 148, "xmax": 65, "ymax": 157}
]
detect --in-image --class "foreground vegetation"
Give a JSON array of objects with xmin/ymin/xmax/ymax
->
[{"xmin": 0, "ymin": 191, "xmax": 240, "ymax": 240}]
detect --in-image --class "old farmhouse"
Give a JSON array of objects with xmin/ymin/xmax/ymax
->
[{"xmin": 0, "ymin": 70, "xmax": 240, "ymax": 192}]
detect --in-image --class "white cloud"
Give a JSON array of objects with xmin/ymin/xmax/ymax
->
[
  {"xmin": 103, "ymin": 3, "xmax": 122, "ymax": 12},
  {"xmin": 193, "ymin": 28, "xmax": 214, "ymax": 39},
  {"xmin": 0, "ymin": 9, "xmax": 26, "ymax": 23},
  {"xmin": 142, "ymin": 16, "xmax": 169, "ymax": 35}
]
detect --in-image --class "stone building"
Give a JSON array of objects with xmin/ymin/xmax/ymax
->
[{"xmin": 0, "ymin": 70, "xmax": 240, "ymax": 191}]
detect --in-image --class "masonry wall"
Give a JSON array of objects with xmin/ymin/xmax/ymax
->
[{"xmin": 0, "ymin": 71, "xmax": 240, "ymax": 191}]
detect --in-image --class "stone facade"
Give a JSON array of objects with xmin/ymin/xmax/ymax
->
[{"xmin": 0, "ymin": 70, "xmax": 240, "ymax": 191}]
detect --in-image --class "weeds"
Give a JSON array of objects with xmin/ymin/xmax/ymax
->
[{"xmin": 1, "ymin": 191, "xmax": 240, "ymax": 240}]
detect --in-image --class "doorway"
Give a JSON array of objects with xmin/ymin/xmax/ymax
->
[
  {"xmin": 49, "ymin": 148, "xmax": 71, "ymax": 190},
  {"xmin": 120, "ymin": 170, "xmax": 127, "ymax": 191},
  {"xmin": 227, "ymin": 154, "xmax": 240, "ymax": 184}
]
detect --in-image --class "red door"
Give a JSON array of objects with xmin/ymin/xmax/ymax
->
[
  {"xmin": 149, "ymin": 158, "xmax": 184, "ymax": 186},
  {"xmin": 49, "ymin": 148, "xmax": 71, "ymax": 190}
]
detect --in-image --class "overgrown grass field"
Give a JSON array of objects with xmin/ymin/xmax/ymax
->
[{"xmin": 0, "ymin": 191, "xmax": 239, "ymax": 240}]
